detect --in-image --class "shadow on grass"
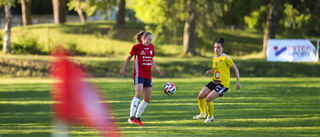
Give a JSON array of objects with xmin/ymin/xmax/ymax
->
[{"xmin": 1, "ymin": 78, "xmax": 319, "ymax": 137}]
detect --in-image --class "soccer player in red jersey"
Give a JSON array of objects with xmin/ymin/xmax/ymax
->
[{"xmin": 120, "ymin": 31, "xmax": 162, "ymax": 126}]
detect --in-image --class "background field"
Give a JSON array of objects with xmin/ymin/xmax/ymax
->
[
  {"xmin": 0, "ymin": 20, "xmax": 319, "ymax": 137},
  {"xmin": 1, "ymin": 21, "xmax": 319, "ymax": 78},
  {"xmin": 0, "ymin": 77, "xmax": 319, "ymax": 137}
]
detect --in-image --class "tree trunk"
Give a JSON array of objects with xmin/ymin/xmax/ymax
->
[
  {"xmin": 0, "ymin": 6, "xmax": 2, "ymax": 28},
  {"xmin": 77, "ymin": 8, "xmax": 86, "ymax": 23},
  {"xmin": 21, "ymin": 0, "xmax": 32, "ymax": 26},
  {"xmin": 3, "ymin": 4, "xmax": 12, "ymax": 53},
  {"xmin": 116, "ymin": 0, "xmax": 126, "ymax": 25},
  {"xmin": 182, "ymin": 0, "xmax": 197, "ymax": 56},
  {"xmin": 52, "ymin": 0, "xmax": 67, "ymax": 24},
  {"xmin": 262, "ymin": 0, "xmax": 279, "ymax": 57},
  {"xmin": 74, "ymin": 0, "xmax": 86, "ymax": 23}
]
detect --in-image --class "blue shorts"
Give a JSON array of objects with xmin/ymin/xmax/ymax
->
[{"xmin": 134, "ymin": 77, "xmax": 152, "ymax": 87}]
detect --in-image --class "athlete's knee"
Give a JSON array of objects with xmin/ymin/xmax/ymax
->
[
  {"xmin": 135, "ymin": 92, "xmax": 142, "ymax": 98},
  {"xmin": 198, "ymin": 94, "xmax": 206, "ymax": 99},
  {"xmin": 144, "ymin": 98, "xmax": 151, "ymax": 103},
  {"xmin": 144, "ymin": 100, "xmax": 150, "ymax": 103},
  {"xmin": 206, "ymin": 98, "xmax": 214, "ymax": 102}
]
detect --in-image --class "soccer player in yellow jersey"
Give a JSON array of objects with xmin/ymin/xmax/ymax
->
[{"xmin": 193, "ymin": 38, "xmax": 241, "ymax": 123}]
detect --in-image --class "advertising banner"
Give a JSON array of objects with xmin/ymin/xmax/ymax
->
[{"xmin": 267, "ymin": 39, "xmax": 319, "ymax": 62}]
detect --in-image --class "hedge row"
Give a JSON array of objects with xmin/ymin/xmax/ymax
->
[{"xmin": 1, "ymin": 57, "xmax": 319, "ymax": 78}]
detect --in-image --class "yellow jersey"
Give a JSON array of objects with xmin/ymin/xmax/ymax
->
[{"xmin": 211, "ymin": 53, "xmax": 234, "ymax": 88}]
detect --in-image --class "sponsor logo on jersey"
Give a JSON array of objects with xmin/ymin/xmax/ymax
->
[
  {"xmin": 215, "ymin": 71, "xmax": 220, "ymax": 79},
  {"xmin": 140, "ymin": 51, "xmax": 146, "ymax": 55},
  {"xmin": 143, "ymin": 56, "xmax": 152, "ymax": 59},
  {"xmin": 142, "ymin": 63, "xmax": 152, "ymax": 65}
]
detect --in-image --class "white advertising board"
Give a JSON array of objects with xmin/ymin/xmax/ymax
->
[{"xmin": 267, "ymin": 39, "xmax": 319, "ymax": 62}]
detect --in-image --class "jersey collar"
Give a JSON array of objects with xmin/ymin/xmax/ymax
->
[{"xmin": 215, "ymin": 53, "xmax": 225, "ymax": 58}]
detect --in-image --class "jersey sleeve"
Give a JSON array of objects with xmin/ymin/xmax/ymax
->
[
  {"xmin": 226, "ymin": 57, "xmax": 235, "ymax": 67},
  {"xmin": 130, "ymin": 45, "xmax": 137, "ymax": 56},
  {"xmin": 152, "ymin": 48, "xmax": 155, "ymax": 57}
]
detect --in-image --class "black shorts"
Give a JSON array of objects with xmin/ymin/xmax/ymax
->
[{"xmin": 205, "ymin": 81, "xmax": 228, "ymax": 97}]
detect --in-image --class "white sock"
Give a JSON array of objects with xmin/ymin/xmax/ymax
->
[
  {"xmin": 135, "ymin": 100, "xmax": 148, "ymax": 118},
  {"xmin": 130, "ymin": 97, "xmax": 139, "ymax": 117}
]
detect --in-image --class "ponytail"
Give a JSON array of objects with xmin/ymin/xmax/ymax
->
[
  {"xmin": 133, "ymin": 31, "xmax": 153, "ymax": 43},
  {"xmin": 133, "ymin": 31, "xmax": 145, "ymax": 42}
]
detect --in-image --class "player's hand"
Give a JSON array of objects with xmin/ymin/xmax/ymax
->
[
  {"xmin": 205, "ymin": 70, "xmax": 210, "ymax": 76},
  {"xmin": 120, "ymin": 69, "xmax": 125, "ymax": 76},
  {"xmin": 236, "ymin": 82, "xmax": 241, "ymax": 90},
  {"xmin": 157, "ymin": 70, "xmax": 162, "ymax": 76}
]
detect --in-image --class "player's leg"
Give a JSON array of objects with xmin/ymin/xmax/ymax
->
[
  {"xmin": 204, "ymin": 91, "xmax": 219, "ymax": 123},
  {"xmin": 128, "ymin": 78, "xmax": 144, "ymax": 124},
  {"xmin": 204, "ymin": 84, "xmax": 228, "ymax": 123},
  {"xmin": 193, "ymin": 85, "xmax": 211, "ymax": 120},
  {"xmin": 134, "ymin": 79, "xmax": 152, "ymax": 126}
]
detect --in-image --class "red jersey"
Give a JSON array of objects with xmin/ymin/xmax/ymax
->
[{"xmin": 130, "ymin": 42, "xmax": 155, "ymax": 79}]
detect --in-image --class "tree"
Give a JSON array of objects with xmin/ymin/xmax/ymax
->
[
  {"xmin": 262, "ymin": 0, "xmax": 279, "ymax": 57},
  {"xmin": 286, "ymin": 0, "xmax": 320, "ymax": 35},
  {"xmin": 67, "ymin": 0, "xmax": 117, "ymax": 23},
  {"xmin": 52, "ymin": 0, "xmax": 67, "ymax": 24},
  {"xmin": 67, "ymin": 0, "xmax": 87, "ymax": 23},
  {"xmin": 0, "ymin": 6, "xmax": 2, "ymax": 28},
  {"xmin": 3, "ymin": 4, "xmax": 12, "ymax": 53},
  {"xmin": 20, "ymin": 0, "xmax": 32, "ymax": 26},
  {"xmin": 134, "ymin": 0, "xmax": 233, "ymax": 56},
  {"xmin": 116, "ymin": 0, "xmax": 126, "ymax": 25},
  {"xmin": 182, "ymin": 0, "xmax": 197, "ymax": 55},
  {"xmin": 1, "ymin": 0, "xmax": 15, "ymax": 53}
]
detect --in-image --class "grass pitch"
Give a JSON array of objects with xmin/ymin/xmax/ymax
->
[{"xmin": 0, "ymin": 77, "xmax": 319, "ymax": 137}]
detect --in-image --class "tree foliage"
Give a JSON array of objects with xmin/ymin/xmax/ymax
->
[
  {"xmin": 67, "ymin": 0, "xmax": 117, "ymax": 17},
  {"xmin": 134, "ymin": 0, "xmax": 186, "ymax": 29},
  {"xmin": 243, "ymin": 0, "xmax": 320, "ymax": 35},
  {"xmin": 134, "ymin": 0, "xmax": 223, "ymax": 55},
  {"xmin": 0, "ymin": 0, "xmax": 15, "ymax": 5}
]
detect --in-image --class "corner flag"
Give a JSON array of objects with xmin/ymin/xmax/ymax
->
[{"xmin": 50, "ymin": 47, "xmax": 121, "ymax": 137}]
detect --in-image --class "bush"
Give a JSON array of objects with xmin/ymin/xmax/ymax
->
[
  {"xmin": 66, "ymin": 42, "xmax": 86, "ymax": 56},
  {"xmin": 11, "ymin": 32, "xmax": 45, "ymax": 55}
]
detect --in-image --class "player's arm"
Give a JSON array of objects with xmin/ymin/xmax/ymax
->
[
  {"xmin": 120, "ymin": 55, "xmax": 133, "ymax": 76},
  {"xmin": 231, "ymin": 64, "xmax": 241, "ymax": 90},
  {"xmin": 151, "ymin": 58, "xmax": 162, "ymax": 76},
  {"xmin": 205, "ymin": 69, "xmax": 214, "ymax": 76}
]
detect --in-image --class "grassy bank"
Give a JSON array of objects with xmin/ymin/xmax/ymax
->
[
  {"xmin": 5, "ymin": 21, "xmax": 317, "ymax": 57},
  {"xmin": 0, "ymin": 55, "xmax": 319, "ymax": 77}
]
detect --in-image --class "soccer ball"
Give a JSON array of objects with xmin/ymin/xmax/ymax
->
[{"xmin": 163, "ymin": 82, "xmax": 176, "ymax": 95}]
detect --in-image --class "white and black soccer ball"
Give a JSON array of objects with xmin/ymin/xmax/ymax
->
[{"xmin": 163, "ymin": 82, "xmax": 176, "ymax": 95}]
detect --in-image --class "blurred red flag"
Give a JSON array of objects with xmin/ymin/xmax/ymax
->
[{"xmin": 50, "ymin": 47, "xmax": 121, "ymax": 137}]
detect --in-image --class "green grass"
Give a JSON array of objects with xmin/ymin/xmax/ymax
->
[{"xmin": 0, "ymin": 77, "xmax": 319, "ymax": 137}]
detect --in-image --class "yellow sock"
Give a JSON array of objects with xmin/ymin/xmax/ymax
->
[
  {"xmin": 198, "ymin": 98, "xmax": 206, "ymax": 114},
  {"xmin": 206, "ymin": 102, "xmax": 214, "ymax": 117}
]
